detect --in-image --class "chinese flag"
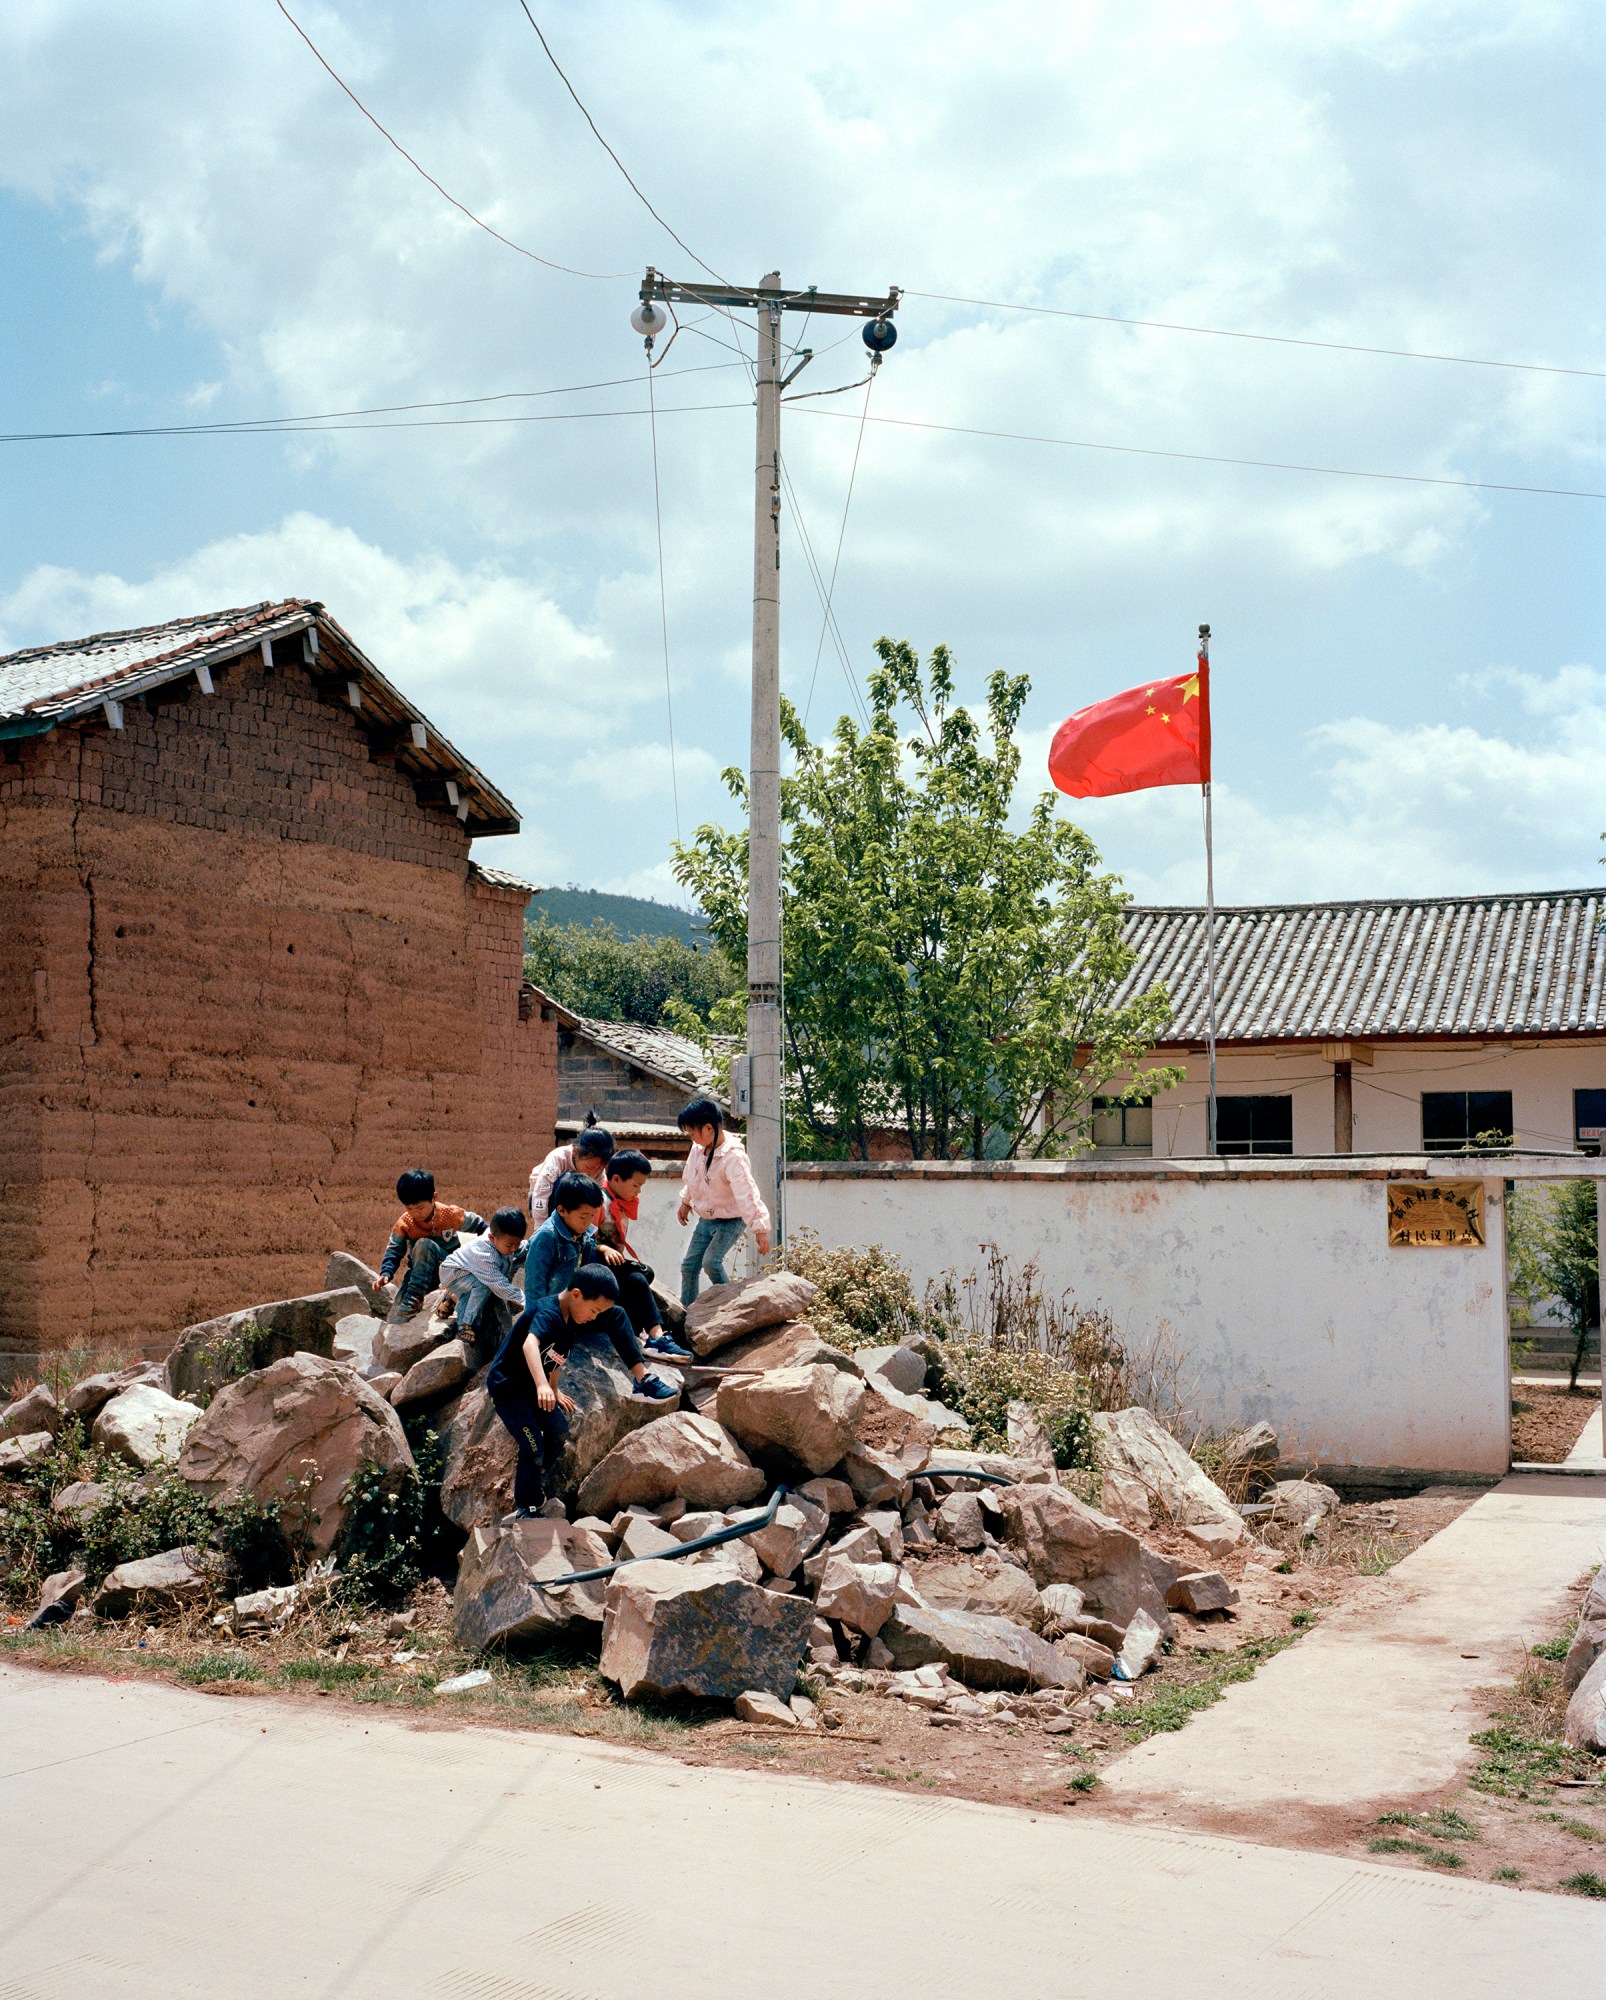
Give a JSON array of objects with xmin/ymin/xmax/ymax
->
[{"xmin": 1048, "ymin": 652, "xmax": 1211, "ymax": 798}]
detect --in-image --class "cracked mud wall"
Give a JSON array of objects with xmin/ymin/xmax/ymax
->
[{"xmin": 0, "ymin": 654, "xmax": 554, "ymax": 1362}]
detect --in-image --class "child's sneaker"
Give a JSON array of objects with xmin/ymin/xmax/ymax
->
[
  {"xmin": 644, "ymin": 1332, "xmax": 694, "ymax": 1362},
  {"xmin": 632, "ymin": 1373, "xmax": 676, "ymax": 1401}
]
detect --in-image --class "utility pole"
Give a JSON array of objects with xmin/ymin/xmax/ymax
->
[{"xmin": 636, "ymin": 270, "xmax": 899, "ymax": 1255}]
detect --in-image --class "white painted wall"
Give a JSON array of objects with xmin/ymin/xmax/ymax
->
[
  {"xmin": 781, "ymin": 1158, "xmax": 1533, "ymax": 1478},
  {"xmin": 1142, "ymin": 1040, "xmax": 1606, "ymax": 1159}
]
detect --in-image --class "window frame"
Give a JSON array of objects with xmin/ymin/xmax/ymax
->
[
  {"xmin": 1420, "ymin": 1089, "xmax": 1514, "ymax": 1155},
  {"xmin": 1214, "ymin": 1093, "xmax": 1294, "ymax": 1157},
  {"xmin": 1091, "ymin": 1095, "xmax": 1154, "ymax": 1152},
  {"xmin": 1575, "ymin": 1087, "xmax": 1606, "ymax": 1157}
]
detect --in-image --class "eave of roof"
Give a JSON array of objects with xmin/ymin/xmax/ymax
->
[{"xmin": 0, "ymin": 598, "xmax": 521, "ymax": 837}]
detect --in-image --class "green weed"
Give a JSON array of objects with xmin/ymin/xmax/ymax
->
[
  {"xmin": 1376, "ymin": 1807, "xmax": 1480, "ymax": 1843},
  {"xmin": 1368, "ymin": 1837, "xmax": 1463, "ymax": 1869},
  {"xmin": 1533, "ymin": 1813, "xmax": 1605, "ymax": 1843},
  {"xmin": 1065, "ymin": 1767, "xmax": 1100, "ymax": 1793},
  {"xmin": 1492, "ymin": 1866, "xmax": 1522, "ymax": 1883},
  {"xmin": 1529, "ymin": 1635, "xmax": 1570, "ymax": 1663},
  {"xmin": 1114, "ymin": 1631, "xmax": 1301, "ymax": 1744},
  {"xmin": 1469, "ymin": 1722, "xmax": 1593, "ymax": 1800},
  {"xmin": 176, "ymin": 1655, "xmax": 261, "ymax": 1685},
  {"xmin": 1560, "ymin": 1871, "xmax": 1606, "ymax": 1898}
]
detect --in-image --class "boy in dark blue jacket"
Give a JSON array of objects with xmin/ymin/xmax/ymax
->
[
  {"xmin": 487, "ymin": 1268, "xmax": 618, "ymax": 1516},
  {"xmin": 522, "ymin": 1172, "xmax": 674, "ymax": 1402}
]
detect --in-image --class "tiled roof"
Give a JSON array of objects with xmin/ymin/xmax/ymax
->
[
  {"xmin": 1121, "ymin": 888, "xmax": 1605, "ymax": 1042},
  {"xmin": 0, "ymin": 599, "xmax": 520, "ymax": 835},
  {"xmin": 575, "ymin": 1017, "xmax": 739, "ymax": 1108},
  {"xmin": 469, "ymin": 862, "xmax": 538, "ymax": 894}
]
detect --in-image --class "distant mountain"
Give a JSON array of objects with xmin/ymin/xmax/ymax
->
[{"xmin": 528, "ymin": 886, "xmax": 710, "ymax": 946}]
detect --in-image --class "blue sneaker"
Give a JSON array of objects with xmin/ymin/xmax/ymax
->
[
  {"xmin": 632, "ymin": 1373, "xmax": 676, "ymax": 1401},
  {"xmin": 644, "ymin": 1332, "xmax": 694, "ymax": 1362}
]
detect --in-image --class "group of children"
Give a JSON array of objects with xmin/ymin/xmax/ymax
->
[{"xmin": 374, "ymin": 1095, "xmax": 772, "ymax": 1516}]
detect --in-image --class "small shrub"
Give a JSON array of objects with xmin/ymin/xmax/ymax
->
[
  {"xmin": 1492, "ymin": 1866, "xmax": 1522, "ymax": 1882},
  {"xmin": 336, "ymin": 1427, "xmax": 452, "ymax": 1605},
  {"xmin": 931, "ymin": 1338, "xmax": 1097, "ymax": 1469},
  {"xmin": 176, "ymin": 1655, "xmax": 261, "ymax": 1685},
  {"xmin": 1368, "ymin": 1836, "xmax": 1462, "ymax": 1869},
  {"xmin": 1377, "ymin": 1807, "xmax": 1479, "ymax": 1843},
  {"xmin": 780, "ymin": 1232, "xmax": 946, "ymax": 1350},
  {"xmin": 1561, "ymin": 1870, "xmax": 1606, "ymax": 1899},
  {"xmin": 1529, "ymin": 1635, "xmax": 1570, "ymax": 1663}
]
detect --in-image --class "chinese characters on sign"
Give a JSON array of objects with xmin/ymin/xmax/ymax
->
[{"xmin": 1387, "ymin": 1181, "xmax": 1486, "ymax": 1248}]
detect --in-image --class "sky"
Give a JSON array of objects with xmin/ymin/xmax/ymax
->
[{"xmin": 0, "ymin": 0, "xmax": 1600, "ymax": 909}]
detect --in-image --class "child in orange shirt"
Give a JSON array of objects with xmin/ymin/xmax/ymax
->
[{"xmin": 378, "ymin": 1168, "xmax": 486, "ymax": 1316}]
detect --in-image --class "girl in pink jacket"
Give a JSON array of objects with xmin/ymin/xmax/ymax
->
[{"xmin": 676, "ymin": 1096, "xmax": 771, "ymax": 1304}]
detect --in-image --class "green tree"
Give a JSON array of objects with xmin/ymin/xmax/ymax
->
[
  {"xmin": 672, "ymin": 638, "xmax": 1179, "ymax": 1159},
  {"xmin": 1508, "ymin": 1179, "xmax": 1600, "ymax": 1390},
  {"xmin": 522, "ymin": 917, "xmax": 740, "ymax": 1028}
]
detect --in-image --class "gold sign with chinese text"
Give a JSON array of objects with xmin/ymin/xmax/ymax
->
[{"xmin": 1387, "ymin": 1181, "xmax": 1486, "ymax": 1248}]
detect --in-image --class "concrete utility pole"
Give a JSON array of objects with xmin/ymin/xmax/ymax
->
[{"xmin": 636, "ymin": 270, "xmax": 899, "ymax": 1251}]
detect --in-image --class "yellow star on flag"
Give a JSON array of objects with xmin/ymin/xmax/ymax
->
[{"xmin": 1180, "ymin": 674, "xmax": 1200, "ymax": 702}]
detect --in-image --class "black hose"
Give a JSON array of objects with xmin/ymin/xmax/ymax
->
[{"xmin": 534, "ymin": 1484, "xmax": 790, "ymax": 1590}]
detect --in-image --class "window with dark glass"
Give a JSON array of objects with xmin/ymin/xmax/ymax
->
[
  {"xmin": 1576, "ymin": 1088, "xmax": 1606, "ymax": 1156},
  {"xmin": 1215, "ymin": 1094, "xmax": 1293, "ymax": 1156},
  {"xmin": 1092, "ymin": 1096, "xmax": 1153, "ymax": 1151},
  {"xmin": 1421, "ymin": 1090, "xmax": 1513, "ymax": 1153}
]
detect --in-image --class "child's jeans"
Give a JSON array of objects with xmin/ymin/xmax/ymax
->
[
  {"xmin": 445, "ymin": 1272, "xmax": 516, "ymax": 1369},
  {"xmin": 397, "ymin": 1233, "xmax": 459, "ymax": 1311},
  {"xmin": 488, "ymin": 1385, "xmax": 568, "ymax": 1511},
  {"xmin": 680, "ymin": 1216, "xmax": 746, "ymax": 1305}
]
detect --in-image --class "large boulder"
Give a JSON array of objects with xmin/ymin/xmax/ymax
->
[
  {"xmin": 578, "ymin": 1413, "xmax": 765, "ymax": 1518},
  {"xmin": 64, "ymin": 1362, "xmax": 163, "ymax": 1422},
  {"xmin": 923, "ymin": 1450, "xmax": 1054, "ymax": 1487},
  {"xmin": 551, "ymin": 1335, "xmax": 679, "ymax": 1501},
  {"xmin": 1, "ymin": 1385, "xmax": 62, "ymax": 1442},
  {"xmin": 23, "ymin": 1568, "xmax": 86, "ymax": 1631},
  {"xmin": 390, "ymin": 1339, "xmax": 473, "ymax": 1411},
  {"xmin": 1269, "ymin": 1478, "xmax": 1342, "ymax": 1528},
  {"xmin": 715, "ymin": 1365, "xmax": 866, "ymax": 1476},
  {"xmin": 93, "ymin": 1385, "xmax": 202, "ymax": 1468},
  {"xmin": 166, "ymin": 1287, "xmax": 369, "ymax": 1402},
  {"xmin": 176, "ymin": 1352, "xmax": 413, "ymax": 1555},
  {"xmin": 600, "ymin": 1558, "xmax": 813, "ymax": 1700},
  {"xmin": 712, "ymin": 1321, "xmax": 861, "ymax": 1378},
  {"xmin": 93, "ymin": 1547, "xmax": 210, "ymax": 1619},
  {"xmin": 841, "ymin": 1440, "xmax": 929, "ymax": 1507},
  {"xmin": 436, "ymin": 1385, "xmax": 516, "ymax": 1530},
  {"xmin": 1563, "ymin": 1650, "xmax": 1606, "ymax": 1753},
  {"xmin": 995, "ymin": 1481, "xmax": 1168, "ymax": 1631},
  {"xmin": 374, "ymin": 1316, "xmax": 450, "ymax": 1376},
  {"xmin": 1092, "ymin": 1407, "xmax": 1245, "ymax": 1545},
  {"xmin": 879, "ymin": 1605, "xmax": 1083, "ymax": 1691},
  {"xmin": 746, "ymin": 1495, "xmax": 828, "ymax": 1578},
  {"xmin": 332, "ymin": 1313, "xmax": 386, "ymax": 1377},
  {"xmin": 0, "ymin": 1432, "xmax": 55, "ymax": 1477},
  {"xmin": 1564, "ymin": 1572, "xmax": 1606, "ymax": 1694},
  {"xmin": 918, "ymin": 1557, "xmax": 1042, "ymax": 1630},
  {"xmin": 815, "ymin": 1554, "xmax": 901, "ymax": 1637},
  {"xmin": 452, "ymin": 1516, "xmax": 613, "ymax": 1653},
  {"xmin": 855, "ymin": 1344, "xmax": 927, "ymax": 1396},
  {"xmin": 324, "ymin": 1251, "xmax": 388, "ymax": 1316},
  {"xmin": 683, "ymin": 1273, "xmax": 820, "ymax": 1358}
]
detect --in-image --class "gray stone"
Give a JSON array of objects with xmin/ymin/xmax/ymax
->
[
  {"xmin": 842, "ymin": 1441, "xmax": 926, "ymax": 1508},
  {"xmin": 715, "ymin": 1365, "xmax": 867, "ymax": 1477},
  {"xmin": 1060, "ymin": 1612, "xmax": 1127, "ymax": 1650},
  {"xmin": 577, "ymin": 1412, "xmax": 763, "ymax": 1518},
  {"xmin": 747, "ymin": 1497, "xmax": 828, "ymax": 1578},
  {"xmin": 1093, "ymin": 1406, "xmax": 1245, "ymax": 1545},
  {"xmin": 1564, "ymin": 1650, "xmax": 1606, "ymax": 1753},
  {"xmin": 165, "ymin": 1287, "xmax": 368, "ymax": 1402},
  {"xmin": 23, "ymin": 1568, "xmax": 86, "ymax": 1630},
  {"xmin": 618, "ymin": 1515, "xmax": 681, "ymax": 1561},
  {"xmin": 390, "ymin": 1338, "xmax": 473, "ymax": 1411},
  {"xmin": 1144, "ymin": 1549, "xmax": 1183, "ymax": 1601},
  {"xmin": 854, "ymin": 1507, "xmax": 904, "ymax": 1563},
  {"xmin": 825, "ymin": 1524, "xmax": 882, "ymax": 1566},
  {"xmin": 1037, "ymin": 1583, "xmax": 1087, "ymax": 1637},
  {"xmin": 50, "ymin": 1479, "xmax": 109, "ymax": 1518},
  {"xmin": 880, "ymin": 1604, "xmax": 1083, "ymax": 1691},
  {"xmin": 1563, "ymin": 1573, "xmax": 1606, "ymax": 1693},
  {"xmin": 324, "ymin": 1251, "xmax": 388, "ymax": 1316},
  {"xmin": 1223, "ymin": 1419, "xmax": 1279, "ymax": 1480},
  {"xmin": 368, "ymin": 1371, "xmax": 403, "ymax": 1400},
  {"xmin": 798, "ymin": 1476, "xmax": 856, "ymax": 1516},
  {"xmin": 815, "ymin": 1555, "xmax": 900, "ymax": 1637},
  {"xmin": 712, "ymin": 1322, "xmax": 861, "ymax": 1378},
  {"xmin": 1269, "ymin": 1479, "xmax": 1342, "ymax": 1528},
  {"xmin": 1, "ymin": 1384, "xmax": 62, "ymax": 1441},
  {"xmin": 683, "ymin": 1273, "xmax": 821, "ymax": 1357},
  {"xmin": 64, "ymin": 1362, "xmax": 164, "ymax": 1422},
  {"xmin": 692, "ymin": 1528, "xmax": 763, "ymax": 1583},
  {"xmin": 551, "ymin": 1335, "xmax": 679, "ymax": 1502},
  {"xmin": 1053, "ymin": 1632, "xmax": 1116, "ymax": 1680},
  {"xmin": 0, "ymin": 1431, "xmax": 55, "ymax": 1476},
  {"xmin": 599, "ymin": 1558, "xmax": 814, "ymax": 1700},
  {"xmin": 1114, "ymin": 1605, "xmax": 1166, "ymax": 1679},
  {"xmin": 669, "ymin": 1510, "xmax": 725, "ymax": 1544},
  {"xmin": 807, "ymin": 1616, "xmax": 840, "ymax": 1665},
  {"xmin": 854, "ymin": 1343, "xmax": 927, "ymax": 1396},
  {"xmin": 176, "ymin": 1352, "xmax": 413, "ymax": 1555},
  {"xmin": 92, "ymin": 1386, "xmax": 201, "ymax": 1468},
  {"xmin": 1180, "ymin": 1521, "xmax": 1246, "ymax": 1562},
  {"xmin": 998, "ymin": 1481, "xmax": 1171, "ymax": 1634},
  {"xmin": 374, "ymin": 1316, "xmax": 451, "ymax": 1376},
  {"xmin": 919, "ymin": 1558, "xmax": 1042, "ymax": 1630},
  {"xmin": 935, "ymin": 1491, "xmax": 987, "ymax": 1550},
  {"xmin": 1168, "ymin": 1570, "xmax": 1239, "ymax": 1615},
  {"xmin": 1006, "ymin": 1399, "xmax": 1056, "ymax": 1468},
  {"xmin": 435, "ymin": 1385, "xmax": 515, "ymax": 1529},
  {"xmin": 734, "ymin": 1688, "xmax": 800, "ymax": 1728},
  {"xmin": 331, "ymin": 1313, "xmax": 386, "ymax": 1376},
  {"xmin": 452, "ymin": 1516, "xmax": 612, "ymax": 1652},
  {"xmin": 93, "ymin": 1547, "xmax": 210, "ymax": 1619}
]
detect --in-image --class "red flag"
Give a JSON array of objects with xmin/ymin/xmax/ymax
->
[{"xmin": 1048, "ymin": 652, "xmax": 1211, "ymax": 799}]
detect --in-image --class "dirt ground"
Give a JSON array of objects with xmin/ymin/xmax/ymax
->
[
  {"xmin": 1510, "ymin": 1383, "xmax": 1599, "ymax": 1463},
  {"xmin": 0, "ymin": 1488, "xmax": 1485, "ymax": 1823}
]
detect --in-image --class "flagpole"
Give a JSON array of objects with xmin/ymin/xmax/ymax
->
[{"xmin": 1199, "ymin": 623, "xmax": 1219, "ymax": 1157}]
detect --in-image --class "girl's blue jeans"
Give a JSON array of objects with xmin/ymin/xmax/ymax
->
[{"xmin": 680, "ymin": 1216, "xmax": 746, "ymax": 1304}]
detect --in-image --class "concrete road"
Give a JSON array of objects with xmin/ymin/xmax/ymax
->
[
  {"xmin": 1100, "ymin": 1473, "xmax": 1606, "ymax": 1839},
  {"xmin": 0, "ymin": 1662, "xmax": 1594, "ymax": 1997}
]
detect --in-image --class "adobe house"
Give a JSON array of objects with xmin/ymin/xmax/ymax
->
[
  {"xmin": 544, "ymin": 1000, "xmax": 738, "ymax": 1161},
  {"xmin": 0, "ymin": 599, "xmax": 556, "ymax": 1366}
]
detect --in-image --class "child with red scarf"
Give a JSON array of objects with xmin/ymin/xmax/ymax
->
[{"xmin": 595, "ymin": 1151, "xmax": 693, "ymax": 1363}]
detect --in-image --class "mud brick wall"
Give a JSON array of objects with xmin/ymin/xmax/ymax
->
[{"xmin": 0, "ymin": 653, "xmax": 553, "ymax": 1363}]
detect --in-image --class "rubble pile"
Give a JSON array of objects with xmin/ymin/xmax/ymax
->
[{"xmin": 1, "ymin": 1251, "xmax": 1261, "ymax": 1738}]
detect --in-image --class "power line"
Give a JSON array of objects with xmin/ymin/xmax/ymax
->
[
  {"xmin": 907, "ymin": 289, "xmax": 1606, "ymax": 382},
  {"xmin": 0, "ymin": 400, "xmax": 754, "ymax": 444},
  {"xmin": 645, "ymin": 355, "xmax": 681, "ymax": 842},
  {"xmin": 0, "ymin": 362, "xmax": 746, "ymax": 443},
  {"xmin": 512, "ymin": 2, "xmax": 727, "ymax": 285},
  {"xmin": 803, "ymin": 367, "xmax": 878, "ymax": 729},
  {"xmin": 778, "ymin": 454, "xmax": 868, "ymax": 728},
  {"xmin": 795, "ymin": 404, "xmax": 1606, "ymax": 502},
  {"xmin": 274, "ymin": 0, "xmax": 629, "ymax": 281}
]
